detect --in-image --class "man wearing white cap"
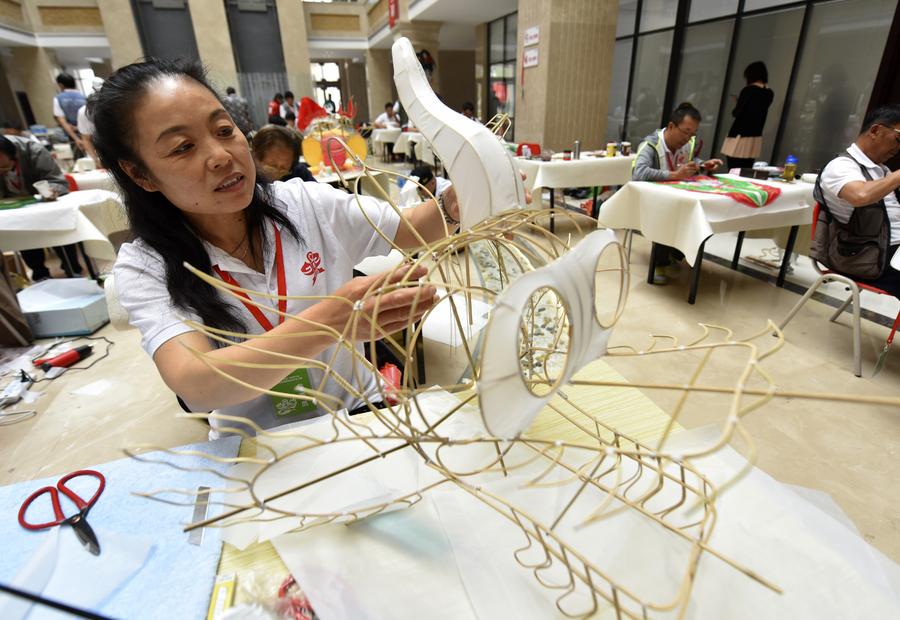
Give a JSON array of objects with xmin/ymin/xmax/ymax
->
[{"xmin": 76, "ymin": 77, "xmax": 104, "ymax": 168}]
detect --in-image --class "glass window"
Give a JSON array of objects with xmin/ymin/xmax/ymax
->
[
  {"xmin": 606, "ymin": 38, "xmax": 633, "ymax": 143},
  {"xmin": 488, "ymin": 64, "xmax": 516, "ymax": 120},
  {"xmin": 744, "ymin": 0, "xmax": 798, "ymax": 11},
  {"xmin": 322, "ymin": 62, "xmax": 340, "ymax": 82},
  {"xmin": 712, "ymin": 7, "xmax": 805, "ymax": 161},
  {"xmin": 715, "ymin": 6, "xmax": 804, "ymax": 164},
  {"xmin": 627, "ymin": 30, "xmax": 674, "ymax": 143},
  {"xmin": 487, "ymin": 12, "xmax": 517, "ymax": 137},
  {"xmin": 310, "ymin": 63, "xmax": 323, "ymax": 82},
  {"xmin": 673, "ymin": 20, "xmax": 734, "ymax": 158},
  {"xmin": 689, "ymin": 0, "xmax": 738, "ymax": 23},
  {"xmin": 617, "ymin": 0, "xmax": 637, "ymax": 38},
  {"xmin": 489, "ymin": 18, "xmax": 504, "ymax": 64},
  {"xmin": 639, "ymin": 0, "xmax": 677, "ymax": 33},
  {"xmin": 504, "ymin": 13, "xmax": 518, "ymax": 61},
  {"xmin": 777, "ymin": 0, "xmax": 894, "ymax": 170}
]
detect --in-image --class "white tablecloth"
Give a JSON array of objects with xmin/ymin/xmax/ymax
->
[
  {"xmin": 517, "ymin": 155, "xmax": 635, "ymax": 191},
  {"xmin": 0, "ymin": 190, "xmax": 129, "ymax": 261},
  {"xmin": 394, "ymin": 131, "xmax": 422, "ymax": 158},
  {"xmin": 597, "ymin": 175, "xmax": 815, "ymax": 265},
  {"xmin": 69, "ymin": 170, "xmax": 118, "ymax": 192},
  {"xmin": 372, "ymin": 128, "xmax": 402, "ymax": 146}
]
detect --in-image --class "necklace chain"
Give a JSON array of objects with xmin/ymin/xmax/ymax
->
[{"xmin": 228, "ymin": 229, "xmax": 249, "ymax": 260}]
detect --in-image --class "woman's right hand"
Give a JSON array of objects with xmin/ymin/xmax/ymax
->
[{"xmin": 313, "ymin": 264, "xmax": 438, "ymax": 341}]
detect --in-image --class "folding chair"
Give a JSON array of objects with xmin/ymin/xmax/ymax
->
[{"xmin": 778, "ymin": 204, "xmax": 900, "ymax": 377}]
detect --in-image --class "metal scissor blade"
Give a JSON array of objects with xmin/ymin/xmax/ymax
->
[{"xmin": 69, "ymin": 513, "xmax": 101, "ymax": 556}]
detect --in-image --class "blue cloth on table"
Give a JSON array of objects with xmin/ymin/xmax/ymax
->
[{"xmin": 0, "ymin": 437, "xmax": 241, "ymax": 619}]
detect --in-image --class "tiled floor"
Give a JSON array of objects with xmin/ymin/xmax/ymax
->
[{"xmin": 3, "ymin": 172, "xmax": 899, "ymax": 565}]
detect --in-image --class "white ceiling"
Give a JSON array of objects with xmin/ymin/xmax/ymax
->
[
  {"xmin": 409, "ymin": 0, "xmax": 518, "ymax": 24},
  {"xmin": 369, "ymin": 0, "xmax": 517, "ymax": 50}
]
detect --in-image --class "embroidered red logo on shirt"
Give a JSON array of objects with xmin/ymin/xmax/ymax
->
[{"xmin": 301, "ymin": 251, "xmax": 325, "ymax": 284}]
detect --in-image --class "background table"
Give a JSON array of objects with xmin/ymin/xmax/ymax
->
[
  {"xmin": 69, "ymin": 170, "xmax": 118, "ymax": 193},
  {"xmin": 394, "ymin": 131, "xmax": 422, "ymax": 160},
  {"xmin": 597, "ymin": 175, "xmax": 814, "ymax": 303},
  {"xmin": 0, "ymin": 189, "xmax": 129, "ymax": 273},
  {"xmin": 314, "ymin": 169, "xmax": 389, "ymax": 198},
  {"xmin": 371, "ymin": 128, "xmax": 402, "ymax": 161},
  {"xmin": 517, "ymin": 155, "xmax": 635, "ymax": 221}
]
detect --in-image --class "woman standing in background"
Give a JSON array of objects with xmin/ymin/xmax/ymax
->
[{"xmin": 721, "ymin": 61, "xmax": 774, "ymax": 170}]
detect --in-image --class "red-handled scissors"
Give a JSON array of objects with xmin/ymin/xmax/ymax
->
[{"xmin": 17, "ymin": 469, "xmax": 105, "ymax": 556}]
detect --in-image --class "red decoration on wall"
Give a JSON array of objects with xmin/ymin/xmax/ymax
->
[{"xmin": 389, "ymin": 0, "xmax": 399, "ymax": 28}]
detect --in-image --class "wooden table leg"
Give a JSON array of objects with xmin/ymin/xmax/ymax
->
[
  {"xmin": 731, "ymin": 231, "xmax": 745, "ymax": 270},
  {"xmin": 777, "ymin": 225, "xmax": 799, "ymax": 287},
  {"xmin": 687, "ymin": 237, "xmax": 710, "ymax": 305}
]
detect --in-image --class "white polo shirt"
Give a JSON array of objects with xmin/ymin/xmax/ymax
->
[
  {"xmin": 819, "ymin": 143, "xmax": 900, "ymax": 245},
  {"xmin": 114, "ymin": 179, "xmax": 401, "ymax": 437},
  {"xmin": 374, "ymin": 112, "xmax": 400, "ymax": 128}
]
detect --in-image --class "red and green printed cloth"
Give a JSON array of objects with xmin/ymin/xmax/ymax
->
[{"xmin": 661, "ymin": 175, "xmax": 781, "ymax": 208}]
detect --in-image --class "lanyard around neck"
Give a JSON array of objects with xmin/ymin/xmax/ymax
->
[{"xmin": 213, "ymin": 224, "xmax": 286, "ymax": 332}]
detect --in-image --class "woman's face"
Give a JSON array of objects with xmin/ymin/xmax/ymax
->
[
  {"xmin": 257, "ymin": 144, "xmax": 295, "ymax": 180},
  {"xmin": 126, "ymin": 76, "xmax": 256, "ymax": 216}
]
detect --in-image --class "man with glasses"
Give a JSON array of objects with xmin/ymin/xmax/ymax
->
[
  {"xmin": 632, "ymin": 102, "xmax": 723, "ymax": 283},
  {"xmin": 632, "ymin": 102, "xmax": 722, "ymax": 183},
  {"xmin": 817, "ymin": 104, "xmax": 900, "ymax": 297}
]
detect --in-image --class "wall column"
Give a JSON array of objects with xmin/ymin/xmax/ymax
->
[
  {"xmin": 515, "ymin": 0, "xmax": 617, "ymax": 150},
  {"xmin": 188, "ymin": 0, "xmax": 238, "ymax": 92},
  {"xmin": 9, "ymin": 47, "xmax": 60, "ymax": 127},
  {"xmin": 365, "ymin": 48, "xmax": 393, "ymax": 122},
  {"xmin": 391, "ymin": 20, "xmax": 442, "ymax": 95},
  {"xmin": 275, "ymin": 0, "xmax": 314, "ymax": 100},
  {"xmin": 96, "ymin": 0, "xmax": 143, "ymax": 69}
]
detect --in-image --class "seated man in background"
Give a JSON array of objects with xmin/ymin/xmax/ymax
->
[
  {"xmin": 251, "ymin": 125, "xmax": 315, "ymax": 183},
  {"xmin": 0, "ymin": 135, "xmax": 81, "ymax": 280},
  {"xmin": 816, "ymin": 104, "xmax": 900, "ymax": 297},
  {"xmin": 632, "ymin": 102, "xmax": 723, "ymax": 284},
  {"xmin": 373, "ymin": 102, "xmax": 400, "ymax": 129},
  {"xmin": 632, "ymin": 102, "xmax": 722, "ymax": 182},
  {"xmin": 400, "ymin": 163, "xmax": 451, "ymax": 208}
]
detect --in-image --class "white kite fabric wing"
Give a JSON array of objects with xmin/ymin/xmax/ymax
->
[{"xmin": 392, "ymin": 36, "xmax": 527, "ymax": 230}]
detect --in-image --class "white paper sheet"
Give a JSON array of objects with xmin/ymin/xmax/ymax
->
[{"xmin": 265, "ymin": 423, "xmax": 900, "ymax": 619}]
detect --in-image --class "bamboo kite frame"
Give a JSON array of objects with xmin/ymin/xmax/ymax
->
[{"xmin": 126, "ymin": 127, "xmax": 900, "ymax": 620}]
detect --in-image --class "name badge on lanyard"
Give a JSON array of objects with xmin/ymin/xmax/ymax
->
[{"xmin": 214, "ymin": 224, "xmax": 316, "ymax": 417}]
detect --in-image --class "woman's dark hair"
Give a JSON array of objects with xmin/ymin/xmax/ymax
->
[
  {"xmin": 669, "ymin": 102, "xmax": 702, "ymax": 126},
  {"xmin": 744, "ymin": 61, "xmax": 768, "ymax": 84},
  {"xmin": 88, "ymin": 57, "xmax": 300, "ymax": 334},
  {"xmin": 252, "ymin": 125, "xmax": 300, "ymax": 167}
]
